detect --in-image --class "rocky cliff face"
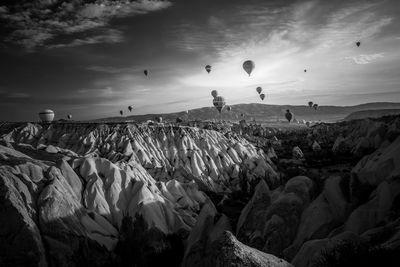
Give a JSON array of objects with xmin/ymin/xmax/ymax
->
[{"xmin": 1, "ymin": 116, "xmax": 400, "ymax": 267}]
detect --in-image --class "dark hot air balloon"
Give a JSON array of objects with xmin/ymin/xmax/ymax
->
[
  {"xmin": 356, "ymin": 41, "xmax": 361, "ymax": 47},
  {"xmin": 227, "ymin": 106, "xmax": 232, "ymax": 112},
  {"xmin": 285, "ymin": 109, "xmax": 293, "ymax": 122},
  {"xmin": 304, "ymin": 69, "xmax": 307, "ymax": 73},
  {"xmin": 212, "ymin": 96, "xmax": 226, "ymax": 113},
  {"xmin": 308, "ymin": 101, "xmax": 313, "ymax": 108},
  {"xmin": 144, "ymin": 69, "xmax": 149, "ymax": 76},
  {"xmin": 128, "ymin": 105, "xmax": 133, "ymax": 112},
  {"xmin": 260, "ymin": 93, "xmax": 265, "ymax": 100},
  {"xmin": 243, "ymin": 60, "xmax": 255, "ymax": 76},
  {"xmin": 313, "ymin": 103, "xmax": 318, "ymax": 110},
  {"xmin": 256, "ymin": 86, "xmax": 262, "ymax": 94},
  {"xmin": 39, "ymin": 109, "xmax": 54, "ymax": 122},
  {"xmin": 67, "ymin": 114, "xmax": 72, "ymax": 120},
  {"xmin": 120, "ymin": 110, "xmax": 123, "ymax": 116},
  {"xmin": 205, "ymin": 65, "xmax": 211, "ymax": 73},
  {"xmin": 211, "ymin": 90, "xmax": 218, "ymax": 98}
]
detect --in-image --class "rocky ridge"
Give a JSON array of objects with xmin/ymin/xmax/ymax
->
[{"xmin": 1, "ymin": 115, "xmax": 400, "ymax": 267}]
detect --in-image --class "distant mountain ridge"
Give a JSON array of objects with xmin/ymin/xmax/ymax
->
[
  {"xmin": 344, "ymin": 109, "xmax": 400, "ymax": 121},
  {"xmin": 95, "ymin": 102, "xmax": 400, "ymax": 123}
]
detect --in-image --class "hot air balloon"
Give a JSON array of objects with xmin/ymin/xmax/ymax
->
[
  {"xmin": 240, "ymin": 113, "xmax": 244, "ymax": 117},
  {"xmin": 308, "ymin": 101, "xmax": 313, "ymax": 108},
  {"xmin": 67, "ymin": 114, "xmax": 72, "ymax": 120},
  {"xmin": 285, "ymin": 109, "xmax": 293, "ymax": 122},
  {"xmin": 128, "ymin": 105, "xmax": 133, "ymax": 112},
  {"xmin": 144, "ymin": 69, "xmax": 149, "ymax": 76},
  {"xmin": 227, "ymin": 106, "xmax": 232, "ymax": 112},
  {"xmin": 205, "ymin": 65, "xmax": 212, "ymax": 73},
  {"xmin": 243, "ymin": 60, "xmax": 255, "ymax": 76},
  {"xmin": 212, "ymin": 96, "xmax": 226, "ymax": 113},
  {"xmin": 120, "ymin": 110, "xmax": 123, "ymax": 116},
  {"xmin": 313, "ymin": 103, "xmax": 318, "ymax": 110},
  {"xmin": 260, "ymin": 93, "xmax": 265, "ymax": 100},
  {"xmin": 211, "ymin": 90, "xmax": 218, "ymax": 98},
  {"xmin": 304, "ymin": 69, "xmax": 307, "ymax": 73},
  {"xmin": 306, "ymin": 121, "xmax": 310, "ymax": 127},
  {"xmin": 256, "ymin": 86, "xmax": 262, "ymax": 94},
  {"xmin": 38, "ymin": 109, "xmax": 54, "ymax": 122},
  {"xmin": 356, "ymin": 41, "xmax": 361, "ymax": 47}
]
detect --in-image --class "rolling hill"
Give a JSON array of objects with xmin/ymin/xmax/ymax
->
[{"xmin": 344, "ymin": 109, "xmax": 400, "ymax": 121}]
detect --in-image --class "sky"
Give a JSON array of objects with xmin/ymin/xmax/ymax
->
[{"xmin": 0, "ymin": 0, "xmax": 400, "ymax": 121}]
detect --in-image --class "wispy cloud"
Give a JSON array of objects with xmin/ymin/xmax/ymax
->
[
  {"xmin": 0, "ymin": 0, "xmax": 172, "ymax": 50},
  {"xmin": 175, "ymin": 0, "xmax": 395, "ymax": 106},
  {"xmin": 86, "ymin": 65, "xmax": 145, "ymax": 74},
  {"xmin": 8, "ymin": 93, "xmax": 30, "ymax": 98},
  {"xmin": 47, "ymin": 29, "xmax": 123, "ymax": 48},
  {"xmin": 77, "ymin": 86, "xmax": 114, "ymax": 96},
  {"xmin": 344, "ymin": 53, "xmax": 385, "ymax": 64}
]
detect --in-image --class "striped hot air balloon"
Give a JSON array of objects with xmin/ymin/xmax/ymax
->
[{"xmin": 39, "ymin": 109, "xmax": 54, "ymax": 122}]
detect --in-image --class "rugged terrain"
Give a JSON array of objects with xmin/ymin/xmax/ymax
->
[{"xmin": 1, "ymin": 115, "xmax": 400, "ymax": 267}]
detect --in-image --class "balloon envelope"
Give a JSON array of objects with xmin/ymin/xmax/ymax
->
[
  {"xmin": 144, "ymin": 69, "xmax": 148, "ymax": 76},
  {"xmin": 356, "ymin": 41, "xmax": 361, "ymax": 47},
  {"xmin": 308, "ymin": 101, "xmax": 313, "ymax": 108},
  {"xmin": 260, "ymin": 93, "xmax": 265, "ymax": 100},
  {"xmin": 313, "ymin": 103, "xmax": 318, "ymax": 110},
  {"xmin": 285, "ymin": 110, "xmax": 293, "ymax": 122},
  {"xmin": 256, "ymin": 87, "xmax": 262, "ymax": 94},
  {"xmin": 67, "ymin": 114, "xmax": 72, "ymax": 120},
  {"xmin": 128, "ymin": 105, "xmax": 133, "ymax": 112},
  {"xmin": 212, "ymin": 96, "xmax": 226, "ymax": 113},
  {"xmin": 205, "ymin": 65, "xmax": 211, "ymax": 73},
  {"xmin": 243, "ymin": 60, "xmax": 255, "ymax": 76},
  {"xmin": 120, "ymin": 110, "xmax": 123, "ymax": 116},
  {"xmin": 211, "ymin": 90, "xmax": 218, "ymax": 98},
  {"xmin": 39, "ymin": 109, "xmax": 54, "ymax": 122},
  {"xmin": 227, "ymin": 106, "xmax": 232, "ymax": 112}
]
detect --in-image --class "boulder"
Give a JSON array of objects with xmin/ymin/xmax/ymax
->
[
  {"xmin": 352, "ymin": 136, "xmax": 400, "ymax": 186},
  {"xmin": 292, "ymin": 146, "xmax": 304, "ymax": 160},
  {"xmin": 0, "ymin": 168, "xmax": 47, "ymax": 267},
  {"xmin": 207, "ymin": 231, "xmax": 292, "ymax": 267}
]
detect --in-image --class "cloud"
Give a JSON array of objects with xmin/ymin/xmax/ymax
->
[
  {"xmin": 0, "ymin": 0, "xmax": 172, "ymax": 50},
  {"xmin": 77, "ymin": 86, "xmax": 114, "ymax": 96},
  {"xmin": 87, "ymin": 65, "xmax": 129, "ymax": 74},
  {"xmin": 344, "ymin": 53, "xmax": 385, "ymax": 64},
  {"xmin": 86, "ymin": 65, "xmax": 144, "ymax": 74},
  {"xmin": 8, "ymin": 93, "xmax": 31, "ymax": 98},
  {"xmin": 174, "ymin": 0, "xmax": 395, "ymax": 106},
  {"xmin": 47, "ymin": 29, "xmax": 123, "ymax": 48}
]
